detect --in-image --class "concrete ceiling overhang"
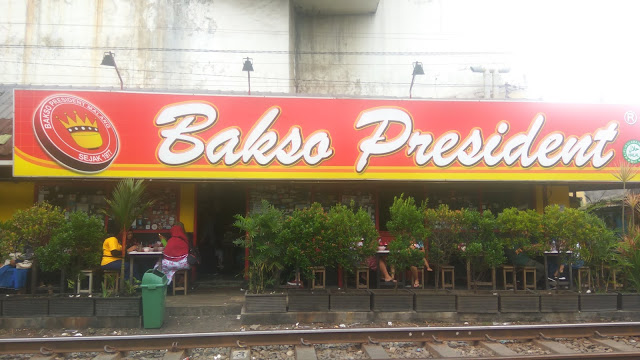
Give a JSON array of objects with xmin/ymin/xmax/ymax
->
[{"xmin": 293, "ymin": 0, "xmax": 379, "ymax": 15}]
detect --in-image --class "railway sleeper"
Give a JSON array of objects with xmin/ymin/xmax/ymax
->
[
  {"xmin": 423, "ymin": 341, "xmax": 459, "ymax": 357},
  {"xmin": 533, "ymin": 339, "xmax": 579, "ymax": 354},
  {"xmin": 231, "ymin": 347, "xmax": 250, "ymax": 360},
  {"xmin": 93, "ymin": 354, "xmax": 123, "ymax": 360},
  {"xmin": 590, "ymin": 338, "xmax": 636, "ymax": 352},
  {"xmin": 478, "ymin": 340, "xmax": 518, "ymax": 357},
  {"xmin": 295, "ymin": 345, "xmax": 318, "ymax": 360},
  {"xmin": 361, "ymin": 344, "xmax": 390, "ymax": 359}
]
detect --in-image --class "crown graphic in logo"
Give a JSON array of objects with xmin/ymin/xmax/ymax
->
[{"xmin": 59, "ymin": 111, "xmax": 103, "ymax": 149}]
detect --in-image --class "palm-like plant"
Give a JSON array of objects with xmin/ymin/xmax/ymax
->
[
  {"xmin": 103, "ymin": 179, "xmax": 154, "ymax": 292},
  {"xmin": 624, "ymin": 193, "xmax": 640, "ymax": 230},
  {"xmin": 612, "ymin": 161, "xmax": 639, "ymax": 235}
]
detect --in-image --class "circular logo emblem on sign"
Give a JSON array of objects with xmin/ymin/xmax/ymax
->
[
  {"xmin": 33, "ymin": 94, "xmax": 119, "ymax": 173},
  {"xmin": 623, "ymin": 140, "xmax": 640, "ymax": 164}
]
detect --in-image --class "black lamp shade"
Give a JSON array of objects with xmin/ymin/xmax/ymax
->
[
  {"xmin": 101, "ymin": 52, "xmax": 116, "ymax": 67},
  {"xmin": 242, "ymin": 58, "xmax": 254, "ymax": 72},
  {"xmin": 412, "ymin": 62, "xmax": 425, "ymax": 76}
]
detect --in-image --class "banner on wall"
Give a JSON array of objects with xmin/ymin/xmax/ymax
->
[{"xmin": 12, "ymin": 89, "xmax": 640, "ymax": 181}]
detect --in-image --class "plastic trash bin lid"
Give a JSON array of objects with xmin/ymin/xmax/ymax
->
[{"xmin": 141, "ymin": 269, "xmax": 167, "ymax": 288}]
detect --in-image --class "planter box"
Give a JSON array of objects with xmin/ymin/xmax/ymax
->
[
  {"xmin": 540, "ymin": 291, "xmax": 579, "ymax": 312},
  {"xmin": 619, "ymin": 293, "xmax": 640, "ymax": 311},
  {"xmin": 95, "ymin": 297, "xmax": 141, "ymax": 317},
  {"xmin": 329, "ymin": 289, "xmax": 371, "ymax": 312},
  {"xmin": 244, "ymin": 292, "xmax": 287, "ymax": 313},
  {"xmin": 287, "ymin": 289, "xmax": 329, "ymax": 312},
  {"xmin": 456, "ymin": 291, "xmax": 498, "ymax": 313},
  {"xmin": 499, "ymin": 292, "xmax": 540, "ymax": 313},
  {"xmin": 580, "ymin": 293, "xmax": 618, "ymax": 312},
  {"xmin": 3, "ymin": 297, "xmax": 47, "ymax": 317},
  {"xmin": 412, "ymin": 289, "xmax": 456, "ymax": 312},
  {"xmin": 370, "ymin": 289, "xmax": 414, "ymax": 312},
  {"xmin": 49, "ymin": 297, "xmax": 95, "ymax": 317}
]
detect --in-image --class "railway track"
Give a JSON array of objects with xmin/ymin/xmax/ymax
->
[{"xmin": 2, "ymin": 322, "xmax": 640, "ymax": 359}]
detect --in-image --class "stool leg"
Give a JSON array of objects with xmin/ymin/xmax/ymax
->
[{"xmin": 503, "ymin": 269, "xmax": 507, "ymax": 290}]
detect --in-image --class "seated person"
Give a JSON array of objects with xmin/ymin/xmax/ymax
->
[
  {"xmin": 410, "ymin": 241, "xmax": 433, "ymax": 288},
  {"xmin": 101, "ymin": 233, "xmax": 139, "ymax": 280},
  {"xmin": 155, "ymin": 223, "xmax": 190, "ymax": 285},
  {"xmin": 366, "ymin": 254, "xmax": 396, "ymax": 283}
]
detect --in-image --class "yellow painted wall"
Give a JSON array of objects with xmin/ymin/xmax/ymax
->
[
  {"xmin": 179, "ymin": 183, "xmax": 196, "ymax": 232},
  {"xmin": 0, "ymin": 182, "xmax": 35, "ymax": 220},
  {"xmin": 535, "ymin": 185, "xmax": 570, "ymax": 213}
]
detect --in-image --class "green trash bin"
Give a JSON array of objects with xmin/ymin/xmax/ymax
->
[{"xmin": 141, "ymin": 269, "xmax": 168, "ymax": 329}]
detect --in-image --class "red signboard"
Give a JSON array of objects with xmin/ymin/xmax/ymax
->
[{"xmin": 13, "ymin": 89, "xmax": 640, "ymax": 182}]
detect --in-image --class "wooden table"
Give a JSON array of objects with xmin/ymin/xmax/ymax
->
[{"xmin": 128, "ymin": 251, "xmax": 163, "ymax": 280}]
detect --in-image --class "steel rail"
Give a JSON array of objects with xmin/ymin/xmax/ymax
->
[
  {"xmin": 462, "ymin": 355, "xmax": 640, "ymax": 360},
  {"xmin": 0, "ymin": 322, "xmax": 639, "ymax": 354}
]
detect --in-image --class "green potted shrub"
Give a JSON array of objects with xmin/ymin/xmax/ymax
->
[
  {"xmin": 36, "ymin": 211, "xmax": 104, "ymax": 316},
  {"xmin": 460, "ymin": 209, "xmax": 504, "ymax": 290},
  {"xmin": 325, "ymin": 202, "xmax": 377, "ymax": 312},
  {"xmin": 279, "ymin": 202, "xmax": 331, "ymax": 311},
  {"xmin": 557, "ymin": 208, "xmax": 619, "ymax": 311},
  {"xmin": 371, "ymin": 195, "xmax": 425, "ymax": 312},
  {"xmin": 425, "ymin": 204, "xmax": 463, "ymax": 289},
  {"xmin": 617, "ymin": 226, "xmax": 640, "ymax": 311},
  {"xmin": 3, "ymin": 202, "xmax": 66, "ymax": 295},
  {"xmin": 233, "ymin": 200, "xmax": 287, "ymax": 313},
  {"xmin": 455, "ymin": 209, "xmax": 501, "ymax": 313},
  {"xmin": 496, "ymin": 208, "xmax": 544, "ymax": 312}
]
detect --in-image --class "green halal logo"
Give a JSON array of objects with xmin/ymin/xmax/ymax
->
[{"xmin": 623, "ymin": 140, "xmax": 640, "ymax": 164}]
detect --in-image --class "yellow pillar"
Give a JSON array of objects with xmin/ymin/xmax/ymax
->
[
  {"xmin": 0, "ymin": 182, "xmax": 35, "ymax": 221},
  {"xmin": 179, "ymin": 183, "xmax": 196, "ymax": 233},
  {"xmin": 535, "ymin": 184, "xmax": 570, "ymax": 213}
]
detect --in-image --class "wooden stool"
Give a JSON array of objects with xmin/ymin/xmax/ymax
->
[
  {"xmin": 173, "ymin": 269, "xmax": 188, "ymax": 295},
  {"xmin": 440, "ymin": 265, "xmax": 455, "ymax": 290},
  {"xmin": 102, "ymin": 270, "xmax": 120, "ymax": 293},
  {"xmin": 311, "ymin": 266, "xmax": 326, "ymax": 289},
  {"xmin": 603, "ymin": 266, "xmax": 622, "ymax": 290},
  {"xmin": 77, "ymin": 270, "xmax": 94, "ymax": 294},
  {"xmin": 502, "ymin": 265, "xmax": 516, "ymax": 290},
  {"xmin": 521, "ymin": 266, "xmax": 536, "ymax": 290},
  {"xmin": 577, "ymin": 267, "xmax": 591, "ymax": 291},
  {"xmin": 356, "ymin": 266, "xmax": 369, "ymax": 289}
]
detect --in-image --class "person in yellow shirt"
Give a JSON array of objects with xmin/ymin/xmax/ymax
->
[{"xmin": 101, "ymin": 233, "xmax": 139, "ymax": 280}]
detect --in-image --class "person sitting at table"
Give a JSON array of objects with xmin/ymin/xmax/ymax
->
[
  {"xmin": 366, "ymin": 254, "xmax": 396, "ymax": 283},
  {"xmin": 155, "ymin": 223, "xmax": 191, "ymax": 285},
  {"xmin": 101, "ymin": 232, "xmax": 140, "ymax": 280},
  {"xmin": 410, "ymin": 241, "xmax": 433, "ymax": 288}
]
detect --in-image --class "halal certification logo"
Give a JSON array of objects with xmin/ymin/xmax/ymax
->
[
  {"xmin": 623, "ymin": 140, "xmax": 640, "ymax": 164},
  {"xmin": 33, "ymin": 94, "xmax": 119, "ymax": 173}
]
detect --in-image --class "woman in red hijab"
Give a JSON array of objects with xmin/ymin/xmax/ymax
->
[{"xmin": 156, "ymin": 223, "xmax": 190, "ymax": 284}]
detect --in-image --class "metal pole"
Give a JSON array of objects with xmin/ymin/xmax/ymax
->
[
  {"xmin": 409, "ymin": 74, "xmax": 416, "ymax": 98},
  {"xmin": 113, "ymin": 65, "xmax": 123, "ymax": 90},
  {"xmin": 248, "ymin": 71, "xmax": 251, "ymax": 95}
]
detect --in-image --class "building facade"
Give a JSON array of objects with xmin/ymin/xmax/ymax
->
[{"xmin": 1, "ymin": 1, "xmax": 637, "ymax": 274}]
